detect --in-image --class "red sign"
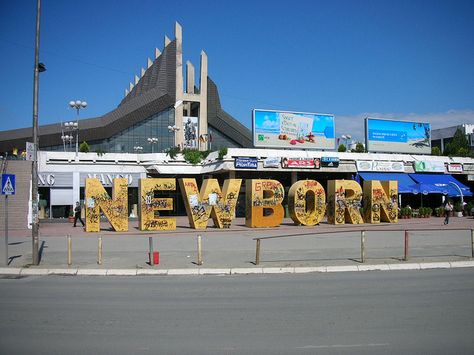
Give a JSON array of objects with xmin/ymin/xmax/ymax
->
[{"xmin": 281, "ymin": 157, "xmax": 320, "ymax": 169}]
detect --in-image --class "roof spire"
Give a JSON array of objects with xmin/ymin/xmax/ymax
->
[
  {"xmin": 164, "ymin": 35, "xmax": 171, "ymax": 47},
  {"xmin": 134, "ymin": 75, "xmax": 139, "ymax": 85},
  {"xmin": 147, "ymin": 57, "xmax": 153, "ymax": 68}
]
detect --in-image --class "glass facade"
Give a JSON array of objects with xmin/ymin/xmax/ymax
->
[
  {"xmin": 45, "ymin": 108, "xmax": 175, "ymax": 153},
  {"xmin": 209, "ymin": 129, "xmax": 241, "ymax": 150},
  {"xmin": 44, "ymin": 107, "xmax": 244, "ymax": 153}
]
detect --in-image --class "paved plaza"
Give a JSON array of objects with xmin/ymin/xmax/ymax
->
[{"xmin": 1, "ymin": 215, "xmax": 473, "ymax": 273}]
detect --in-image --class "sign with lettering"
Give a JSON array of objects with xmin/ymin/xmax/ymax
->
[
  {"xmin": 321, "ymin": 157, "xmax": 340, "ymax": 168},
  {"xmin": 413, "ymin": 161, "xmax": 445, "ymax": 173},
  {"xmin": 234, "ymin": 157, "xmax": 258, "ymax": 169},
  {"xmin": 281, "ymin": 157, "xmax": 319, "ymax": 169},
  {"xmin": 447, "ymin": 163, "xmax": 463, "ymax": 173},
  {"xmin": 356, "ymin": 161, "xmax": 404, "ymax": 172}
]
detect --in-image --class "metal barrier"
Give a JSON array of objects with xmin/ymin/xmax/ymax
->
[{"xmin": 253, "ymin": 228, "xmax": 474, "ymax": 266}]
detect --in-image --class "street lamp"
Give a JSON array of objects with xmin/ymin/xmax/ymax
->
[
  {"xmin": 168, "ymin": 125, "xmax": 181, "ymax": 149},
  {"xmin": 341, "ymin": 134, "xmax": 352, "ymax": 150},
  {"xmin": 133, "ymin": 145, "xmax": 143, "ymax": 153},
  {"xmin": 61, "ymin": 121, "xmax": 78, "ymax": 152},
  {"xmin": 147, "ymin": 137, "xmax": 158, "ymax": 153},
  {"xmin": 68, "ymin": 100, "xmax": 87, "ymax": 157}
]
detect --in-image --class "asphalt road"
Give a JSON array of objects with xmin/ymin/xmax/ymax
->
[{"xmin": 1, "ymin": 269, "xmax": 473, "ymax": 354}]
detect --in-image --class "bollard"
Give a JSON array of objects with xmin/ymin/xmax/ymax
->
[
  {"xmin": 255, "ymin": 239, "xmax": 261, "ymax": 265},
  {"xmin": 67, "ymin": 235, "xmax": 72, "ymax": 266},
  {"xmin": 471, "ymin": 230, "xmax": 474, "ymax": 259},
  {"xmin": 404, "ymin": 230, "xmax": 409, "ymax": 261},
  {"xmin": 197, "ymin": 234, "xmax": 203, "ymax": 266},
  {"xmin": 360, "ymin": 230, "xmax": 366, "ymax": 263},
  {"xmin": 148, "ymin": 236, "xmax": 154, "ymax": 266},
  {"xmin": 97, "ymin": 236, "xmax": 103, "ymax": 265}
]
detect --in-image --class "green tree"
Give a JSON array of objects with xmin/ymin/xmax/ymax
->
[
  {"xmin": 431, "ymin": 146, "xmax": 441, "ymax": 156},
  {"xmin": 338, "ymin": 144, "xmax": 346, "ymax": 152},
  {"xmin": 79, "ymin": 141, "xmax": 90, "ymax": 153},
  {"xmin": 443, "ymin": 128, "xmax": 469, "ymax": 156},
  {"xmin": 353, "ymin": 142, "xmax": 365, "ymax": 153}
]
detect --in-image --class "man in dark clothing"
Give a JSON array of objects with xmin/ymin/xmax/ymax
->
[{"xmin": 73, "ymin": 201, "xmax": 84, "ymax": 227}]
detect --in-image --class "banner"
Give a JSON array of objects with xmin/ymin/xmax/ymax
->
[
  {"xmin": 183, "ymin": 116, "xmax": 199, "ymax": 148},
  {"xmin": 263, "ymin": 157, "xmax": 281, "ymax": 168},
  {"xmin": 447, "ymin": 164, "xmax": 463, "ymax": 173},
  {"xmin": 365, "ymin": 117, "xmax": 431, "ymax": 154},
  {"xmin": 413, "ymin": 161, "xmax": 445, "ymax": 173},
  {"xmin": 356, "ymin": 161, "xmax": 404, "ymax": 172},
  {"xmin": 321, "ymin": 157, "xmax": 339, "ymax": 168},
  {"xmin": 253, "ymin": 109, "xmax": 335, "ymax": 149},
  {"xmin": 234, "ymin": 157, "xmax": 258, "ymax": 169},
  {"xmin": 281, "ymin": 157, "xmax": 320, "ymax": 169}
]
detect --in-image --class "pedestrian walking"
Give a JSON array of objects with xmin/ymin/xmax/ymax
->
[
  {"xmin": 443, "ymin": 200, "xmax": 453, "ymax": 225},
  {"xmin": 73, "ymin": 201, "xmax": 84, "ymax": 227}
]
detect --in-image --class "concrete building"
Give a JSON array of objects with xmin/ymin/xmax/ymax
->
[
  {"xmin": 431, "ymin": 124, "xmax": 474, "ymax": 154},
  {"xmin": 0, "ymin": 23, "xmax": 473, "ymax": 229},
  {"xmin": 0, "ymin": 22, "xmax": 252, "ymax": 155}
]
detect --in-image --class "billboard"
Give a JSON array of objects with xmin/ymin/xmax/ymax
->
[
  {"xmin": 365, "ymin": 118, "xmax": 431, "ymax": 154},
  {"xmin": 253, "ymin": 109, "xmax": 335, "ymax": 149}
]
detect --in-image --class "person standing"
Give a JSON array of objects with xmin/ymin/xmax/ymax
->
[
  {"xmin": 73, "ymin": 201, "xmax": 84, "ymax": 227},
  {"xmin": 444, "ymin": 200, "xmax": 453, "ymax": 225}
]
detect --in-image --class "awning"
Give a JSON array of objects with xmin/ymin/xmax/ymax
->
[
  {"xmin": 409, "ymin": 174, "xmax": 473, "ymax": 197},
  {"xmin": 358, "ymin": 172, "xmax": 417, "ymax": 193}
]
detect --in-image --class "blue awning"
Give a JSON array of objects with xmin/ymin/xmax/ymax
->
[
  {"xmin": 409, "ymin": 174, "xmax": 473, "ymax": 197},
  {"xmin": 358, "ymin": 173, "xmax": 417, "ymax": 193}
]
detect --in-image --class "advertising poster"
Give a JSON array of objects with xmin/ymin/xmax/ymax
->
[
  {"xmin": 447, "ymin": 164, "xmax": 463, "ymax": 173},
  {"xmin": 263, "ymin": 157, "xmax": 281, "ymax": 168},
  {"xmin": 321, "ymin": 157, "xmax": 340, "ymax": 168},
  {"xmin": 413, "ymin": 161, "xmax": 445, "ymax": 173},
  {"xmin": 253, "ymin": 109, "xmax": 335, "ymax": 149},
  {"xmin": 281, "ymin": 157, "xmax": 320, "ymax": 169},
  {"xmin": 183, "ymin": 116, "xmax": 199, "ymax": 148},
  {"xmin": 234, "ymin": 157, "xmax": 258, "ymax": 169},
  {"xmin": 365, "ymin": 118, "xmax": 431, "ymax": 154},
  {"xmin": 356, "ymin": 161, "xmax": 405, "ymax": 172}
]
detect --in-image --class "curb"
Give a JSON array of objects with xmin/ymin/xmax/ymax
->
[{"xmin": 1, "ymin": 261, "xmax": 473, "ymax": 277}]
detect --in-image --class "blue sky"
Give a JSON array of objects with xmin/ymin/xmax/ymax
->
[{"xmin": 0, "ymin": 0, "xmax": 473, "ymax": 143}]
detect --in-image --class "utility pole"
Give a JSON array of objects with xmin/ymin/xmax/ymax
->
[{"xmin": 31, "ymin": 0, "xmax": 42, "ymax": 265}]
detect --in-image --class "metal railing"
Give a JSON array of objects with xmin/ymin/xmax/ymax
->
[{"xmin": 253, "ymin": 228, "xmax": 474, "ymax": 265}]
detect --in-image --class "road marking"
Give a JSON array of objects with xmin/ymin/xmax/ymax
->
[{"xmin": 296, "ymin": 343, "xmax": 390, "ymax": 349}]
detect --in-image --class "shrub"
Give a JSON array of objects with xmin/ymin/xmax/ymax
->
[
  {"xmin": 79, "ymin": 141, "xmax": 90, "ymax": 153},
  {"xmin": 166, "ymin": 146, "xmax": 181, "ymax": 160},
  {"xmin": 338, "ymin": 144, "xmax": 346, "ymax": 152},
  {"xmin": 218, "ymin": 147, "xmax": 228, "ymax": 160},
  {"xmin": 182, "ymin": 149, "xmax": 203, "ymax": 165}
]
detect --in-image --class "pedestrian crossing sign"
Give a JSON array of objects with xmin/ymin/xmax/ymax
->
[{"xmin": 1, "ymin": 174, "xmax": 16, "ymax": 195}]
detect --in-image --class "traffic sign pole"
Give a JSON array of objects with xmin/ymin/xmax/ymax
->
[{"xmin": 4, "ymin": 195, "xmax": 8, "ymax": 266}]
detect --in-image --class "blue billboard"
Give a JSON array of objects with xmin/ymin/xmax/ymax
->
[
  {"xmin": 253, "ymin": 109, "xmax": 336, "ymax": 150},
  {"xmin": 365, "ymin": 118, "xmax": 431, "ymax": 154}
]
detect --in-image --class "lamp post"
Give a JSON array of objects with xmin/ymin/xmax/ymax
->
[
  {"xmin": 341, "ymin": 134, "xmax": 352, "ymax": 150},
  {"xmin": 168, "ymin": 125, "xmax": 180, "ymax": 149},
  {"xmin": 147, "ymin": 137, "xmax": 158, "ymax": 153},
  {"xmin": 133, "ymin": 145, "xmax": 143, "ymax": 153},
  {"xmin": 68, "ymin": 100, "xmax": 87, "ymax": 157},
  {"xmin": 61, "ymin": 121, "xmax": 77, "ymax": 152},
  {"xmin": 31, "ymin": 0, "xmax": 46, "ymax": 265}
]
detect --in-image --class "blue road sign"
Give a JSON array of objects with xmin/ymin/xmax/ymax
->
[{"xmin": 2, "ymin": 174, "xmax": 16, "ymax": 195}]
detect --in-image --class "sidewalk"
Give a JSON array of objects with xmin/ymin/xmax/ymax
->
[{"xmin": 1, "ymin": 216, "xmax": 473, "ymax": 276}]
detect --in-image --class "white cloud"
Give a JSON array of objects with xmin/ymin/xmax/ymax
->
[{"xmin": 335, "ymin": 109, "xmax": 474, "ymax": 143}]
